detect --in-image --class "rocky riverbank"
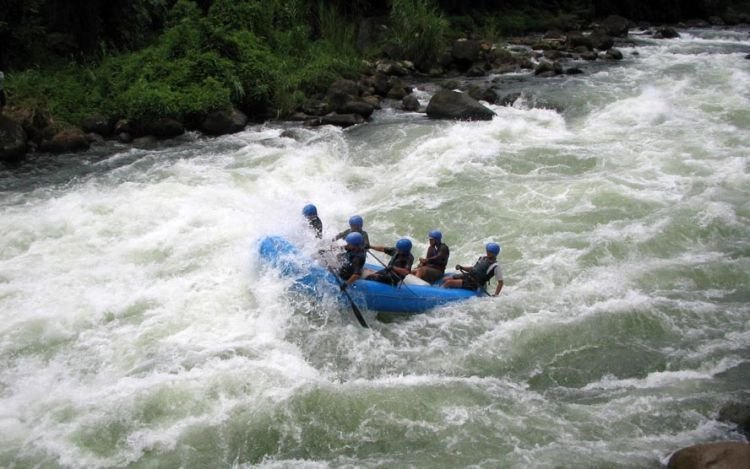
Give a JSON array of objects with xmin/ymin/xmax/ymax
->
[
  {"xmin": 0, "ymin": 16, "xmax": 688, "ymax": 161},
  {"xmin": 0, "ymin": 14, "xmax": 745, "ymax": 166}
]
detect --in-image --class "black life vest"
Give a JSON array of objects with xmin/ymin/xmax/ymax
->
[
  {"xmin": 339, "ymin": 249, "xmax": 366, "ymax": 280},
  {"xmin": 469, "ymin": 256, "xmax": 498, "ymax": 285}
]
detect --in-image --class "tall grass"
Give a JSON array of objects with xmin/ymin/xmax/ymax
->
[{"xmin": 387, "ymin": 0, "xmax": 449, "ymax": 70}]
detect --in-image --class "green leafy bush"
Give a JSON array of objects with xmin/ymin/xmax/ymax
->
[{"xmin": 386, "ymin": 0, "xmax": 449, "ymax": 70}]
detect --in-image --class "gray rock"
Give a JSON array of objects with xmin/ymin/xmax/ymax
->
[
  {"xmin": 117, "ymin": 132, "xmax": 132, "ymax": 143},
  {"xmin": 402, "ymin": 94, "xmax": 420, "ymax": 112},
  {"xmin": 667, "ymin": 442, "xmax": 750, "ymax": 469},
  {"xmin": 326, "ymin": 79, "xmax": 361, "ymax": 111},
  {"xmin": 304, "ymin": 113, "xmax": 365, "ymax": 128},
  {"xmin": 591, "ymin": 30, "xmax": 614, "ymax": 51},
  {"xmin": 339, "ymin": 99, "xmax": 374, "ymax": 118},
  {"xmin": 605, "ymin": 48, "xmax": 624, "ymax": 60},
  {"xmin": 201, "ymin": 107, "xmax": 248, "ymax": 136},
  {"xmin": 133, "ymin": 136, "xmax": 158, "ymax": 149},
  {"xmin": 0, "ymin": 115, "xmax": 28, "ymax": 161},
  {"xmin": 499, "ymin": 92, "xmax": 522, "ymax": 107},
  {"xmin": 426, "ymin": 90, "xmax": 495, "ymax": 121},
  {"xmin": 655, "ymin": 27, "xmax": 680, "ymax": 39},
  {"xmin": 566, "ymin": 32, "xmax": 594, "ymax": 51},
  {"xmin": 718, "ymin": 401, "xmax": 750, "ymax": 435},
  {"xmin": 535, "ymin": 59, "xmax": 563, "ymax": 75},
  {"xmin": 565, "ymin": 67, "xmax": 584, "ymax": 75}
]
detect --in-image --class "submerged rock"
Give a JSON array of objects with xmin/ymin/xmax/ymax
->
[
  {"xmin": 426, "ymin": 90, "xmax": 495, "ymax": 121},
  {"xmin": 401, "ymin": 94, "xmax": 420, "ymax": 112},
  {"xmin": 304, "ymin": 113, "xmax": 365, "ymax": 128},
  {"xmin": 718, "ymin": 401, "xmax": 750, "ymax": 435}
]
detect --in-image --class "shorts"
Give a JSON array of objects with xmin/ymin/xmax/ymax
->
[
  {"xmin": 419, "ymin": 266, "xmax": 445, "ymax": 284},
  {"xmin": 368, "ymin": 269, "xmax": 400, "ymax": 286}
]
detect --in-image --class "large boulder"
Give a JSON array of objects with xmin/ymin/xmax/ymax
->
[
  {"xmin": 426, "ymin": 90, "xmax": 495, "ymax": 121},
  {"xmin": 667, "ymin": 442, "xmax": 750, "ymax": 469},
  {"xmin": 600, "ymin": 15, "xmax": 630, "ymax": 37},
  {"xmin": 200, "ymin": 108, "xmax": 247, "ymax": 136},
  {"xmin": 40, "ymin": 127, "xmax": 89, "ymax": 153},
  {"xmin": 402, "ymin": 94, "xmax": 420, "ymax": 112},
  {"xmin": 566, "ymin": 32, "xmax": 594, "ymax": 51},
  {"xmin": 339, "ymin": 99, "xmax": 375, "ymax": 118},
  {"xmin": 141, "ymin": 118, "xmax": 184, "ymax": 139},
  {"xmin": 0, "ymin": 115, "xmax": 28, "ymax": 161},
  {"xmin": 655, "ymin": 27, "xmax": 680, "ymax": 39},
  {"xmin": 325, "ymin": 79, "xmax": 361, "ymax": 111},
  {"xmin": 590, "ymin": 30, "xmax": 615, "ymax": 50},
  {"xmin": 535, "ymin": 59, "xmax": 563, "ymax": 76}
]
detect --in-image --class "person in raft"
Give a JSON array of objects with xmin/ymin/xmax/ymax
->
[
  {"xmin": 337, "ymin": 232, "xmax": 367, "ymax": 290},
  {"xmin": 302, "ymin": 203, "xmax": 323, "ymax": 238},
  {"xmin": 442, "ymin": 242, "xmax": 504, "ymax": 296},
  {"xmin": 334, "ymin": 215, "xmax": 370, "ymax": 249},
  {"xmin": 367, "ymin": 238, "xmax": 414, "ymax": 285},
  {"xmin": 411, "ymin": 230, "xmax": 450, "ymax": 284}
]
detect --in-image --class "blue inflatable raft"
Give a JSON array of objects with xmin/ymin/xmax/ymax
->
[{"xmin": 258, "ymin": 236, "xmax": 482, "ymax": 314}]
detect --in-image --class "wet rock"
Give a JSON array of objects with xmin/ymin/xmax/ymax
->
[
  {"xmin": 301, "ymin": 98, "xmax": 331, "ymax": 117},
  {"xmin": 114, "ymin": 119, "xmax": 132, "ymax": 135},
  {"xmin": 326, "ymin": 79, "xmax": 361, "ymax": 111},
  {"xmin": 200, "ymin": 107, "xmax": 248, "ymax": 136},
  {"xmin": 499, "ymin": 92, "xmax": 522, "ymax": 107},
  {"xmin": 80, "ymin": 115, "xmax": 114, "ymax": 138},
  {"xmin": 581, "ymin": 51, "xmax": 598, "ymax": 61},
  {"xmin": 372, "ymin": 73, "xmax": 392, "ymax": 96},
  {"xmin": 85, "ymin": 132, "xmax": 105, "ymax": 145},
  {"xmin": 402, "ymin": 94, "xmax": 420, "ymax": 112},
  {"xmin": 426, "ymin": 90, "xmax": 495, "ymax": 121},
  {"xmin": 685, "ymin": 19, "xmax": 709, "ymax": 27},
  {"xmin": 718, "ymin": 401, "xmax": 750, "ymax": 435},
  {"xmin": 466, "ymin": 63, "xmax": 486, "ymax": 77},
  {"xmin": 605, "ymin": 48, "xmax": 624, "ymax": 60},
  {"xmin": 745, "ymin": 53, "xmax": 750, "ymax": 60},
  {"xmin": 40, "ymin": 127, "xmax": 90, "ymax": 153},
  {"xmin": 600, "ymin": 15, "xmax": 630, "ymax": 37},
  {"xmin": 708, "ymin": 16, "xmax": 726, "ymax": 26},
  {"xmin": 142, "ymin": 118, "xmax": 184, "ymax": 139},
  {"xmin": 655, "ymin": 27, "xmax": 680, "ymax": 39},
  {"xmin": 534, "ymin": 59, "xmax": 563, "ymax": 76},
  {"xmin": 304, "ymin": 113, "xmax": 365, "ymax": 128},
  {"xmin": 543, "ymin": 49, "xmax": 567, "ymax": 61},
  {"xmin": 362, "ymin": 95, "xmax": 381, "ymax": 109},
  {"xmin": 5, "ymin": 106, "xmax": 52, "ymax": 144},
  {"xmin": 0, "ymin": 115, "xmax": 28, "ymax": 161},
  {"xmin": 667, "ymin": 442, "xmax": 750, "ymax": 469},
  {"xmin": 339, "ymin": 99, "xmax": 375, "ymax": 118},
  {"xmin": 566, "ymin": 67, "xmax": 584, "ymax": 75},
  {"xmin": 133, "ymin": 136, "xmax": 158, "ymax": 149}
]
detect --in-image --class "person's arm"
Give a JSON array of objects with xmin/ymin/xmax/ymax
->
[
  {"xmin": 392, "ymin": 255, "xmax": 414, "ymax": 277},
  {"xmin": 494, "ymin": 280, "xmax": 503, "ymax": 296},
  {"xmin": 369, "ymin": 245, "xmax": 386, "ymax": 253},
  {"xmin": 333, "ymin": 229, "xmax": 348, "ymax": 241},
  {"xmin": 493, "ymin": 263, "xmax": 504, "ymax": 296},
  {"xmin": 346, "ymin": 274, "xmax": 360, "ymax": 285}
]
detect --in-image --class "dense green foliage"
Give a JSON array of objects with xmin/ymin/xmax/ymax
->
[
  {"xmin": 4, "ymin": 0, "xmax": 362, "ymax": 124},
  {"xmin": 1, "ymin": 0, "xmax": 748, "ymax": 127}
]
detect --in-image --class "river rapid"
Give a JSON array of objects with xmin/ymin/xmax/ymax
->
[{"xmin": 1, "ymin": 28, "xmax": 749, "ymax": 468}]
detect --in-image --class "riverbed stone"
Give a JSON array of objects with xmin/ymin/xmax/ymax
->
[
  {"xmin": 402, "ymin": 94, "xmax": 420, "ymax": 112},
  {"xmin": 606, "ymin": 48, "xmax": 624, "ymax": 60},
  {"xmin": 426, "ymin": 90, "xmax": 495, "ymax": 121},
  {"xmin": 40, "ymin": 127, "xmax": 90, "ymax": 153},
  {"xmin": 452, "ymin": 39, "xmax": 482, "ymax": 67},
  {"xmin": 667, "ymin": 442, "xmax": 750, "ymax": 469},
  {"xmin": 0, "ymin": 115, "xmax": 28, "ymax": 161},
  {"xmin": 304, "ymin": 113, "xmax": 364, "ymax": 128},
  {"xmin": 200, "ymin": 107, "xmax": 248, "ymax": 136},
  {"xmin": 655, "ymin": 27, "xmax": 680, "ymax": 39}
]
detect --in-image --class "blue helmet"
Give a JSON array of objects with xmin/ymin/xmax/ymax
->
[
  {"xmin": 345, "ymin": 232, "xmax": 364, "ymax": 247},
  {"xmin": 486, "ymin": 242, "xmax": 501, "ymax": 255},
  {"xmin": 428, "ymin": 230, "xmax": 442, "ymax": 241},
  {"xmin": 349, "ymin": 215, "xmax": 363, "ymax": 229},
  {"xmin": 396, "ymin": 238, "xmax": 412, "ymax": 253},
  {"xmin": 302, "ymin": 204, "xmax": 317, "ymax": 217}
]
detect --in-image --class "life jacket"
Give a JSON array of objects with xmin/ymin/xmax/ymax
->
[
  {"xmin": 339, "ymin": 249, "xmax": 367, "ymax": 280},
  {"xmin": 426, "ymin": 243, "xmax": 449, "ymax": 270},
  {"xmin": 307, "ymin": 216, "xmax": 322, "ymax": 238},
  {"xmin": 387, "ymin": 251, "xmax": 414, "ymax": 277},
  {"xmin": 469, "ymin": 256, "xmax": 498, "ymax": 285}
]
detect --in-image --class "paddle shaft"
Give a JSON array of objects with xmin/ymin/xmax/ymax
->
[{"xmin": 328, "ymin": 267, "xmax": 368, "ymax": 328}]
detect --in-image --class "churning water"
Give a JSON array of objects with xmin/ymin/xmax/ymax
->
[{"xmin": 1, "ymin": 29, "xmax": 749, "ymax": 468}]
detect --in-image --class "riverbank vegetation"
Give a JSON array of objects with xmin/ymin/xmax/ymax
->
[{"xmin": 1, "ymin": 0, "xmax": 749, "ymax": 128}]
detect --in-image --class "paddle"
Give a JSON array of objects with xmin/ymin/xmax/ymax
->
[
  {"xmin": 457, "ymin": 266, "xmax": 492, "ymax": 297},
  {"xmin": 328, "ymin": 267, "xmax": 368, "ymax": 328},
  {"xmin": 367, "ymin": 249, "xmax": 420, "ymax": 297}
]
